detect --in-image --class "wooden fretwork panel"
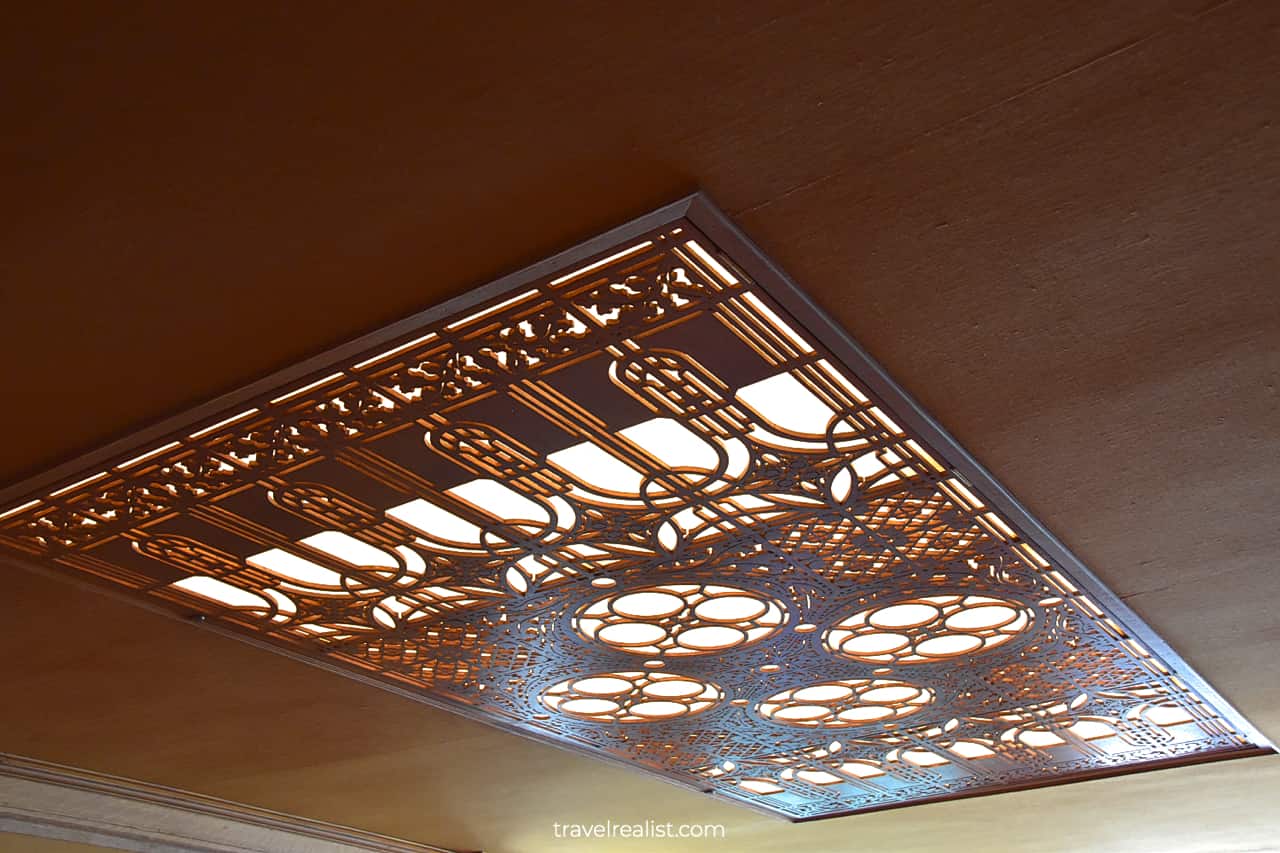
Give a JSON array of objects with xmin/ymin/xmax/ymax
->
[{"xmin": 0, "ymin": 196, "xmax": 1269, "ymax": 820}]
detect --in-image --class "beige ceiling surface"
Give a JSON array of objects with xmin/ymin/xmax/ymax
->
[{"xmin": 2, "ymin": 2, "xmax": 1277, "ymax": 851}]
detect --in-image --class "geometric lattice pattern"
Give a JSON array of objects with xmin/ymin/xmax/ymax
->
[{"xmin": 0, "ymin": 195, "xmax": 1269, "ymax": 819}]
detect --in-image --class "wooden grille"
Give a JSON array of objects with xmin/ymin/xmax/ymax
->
[{"xmin": 0, "ymin": 195, "xmax": 1269, "ymax": 820}]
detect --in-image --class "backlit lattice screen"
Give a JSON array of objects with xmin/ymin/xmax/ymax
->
[{"xmin": 0, "ymin": 196, "xmax": 1268, "ymax": 820}]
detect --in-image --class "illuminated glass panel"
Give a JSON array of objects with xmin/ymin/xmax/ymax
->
[{"xmin": 0, "ymin": 195, "xmax": 1269, "ymax": 820}]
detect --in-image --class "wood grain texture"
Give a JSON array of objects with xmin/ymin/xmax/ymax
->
[{"xmin": 1, "ymin": 1, "xmax": 1277, "ymax": 850}]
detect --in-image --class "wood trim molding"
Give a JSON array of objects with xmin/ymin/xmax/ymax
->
[{"xmin": 0, "ymin": 753, "xmax": 475, "ymax": 853}]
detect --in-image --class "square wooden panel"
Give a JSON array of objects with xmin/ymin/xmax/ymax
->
[{"xmin": 0, "ymin": 195, "xmax": 1269, "ymax": 820}]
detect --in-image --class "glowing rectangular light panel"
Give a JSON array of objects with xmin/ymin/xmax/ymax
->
[{"xmin": 0, "ymin": 195, "xmax": 1269, "ymax": 820}]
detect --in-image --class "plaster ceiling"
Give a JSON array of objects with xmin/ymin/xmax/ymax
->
[{"xmin": 2, "ymin": 2, "xmax": 1278, "ymax": 851}]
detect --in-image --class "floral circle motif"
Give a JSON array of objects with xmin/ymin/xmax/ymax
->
[
  {"xmin": 758, "ymin": 679, "xmax": 934, "ymax": 728},
  {"xmin": 541, "ymin": 671, "xmax": 723, "ymax": 722},
  {"xmin": 574, "ymin": 583, "xmax": 786, "ymax": 657},
  {"xmin": 824, "ymin": 594, "xmax": 1033, "ymax": 664}
]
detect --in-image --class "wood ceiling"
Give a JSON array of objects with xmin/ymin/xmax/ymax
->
[{"xmin": 2, "ymin": 2, "xmax": 1277, "ymax": 851}]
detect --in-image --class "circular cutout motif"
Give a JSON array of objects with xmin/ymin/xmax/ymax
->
[
  {"xmin": 758, "ymin": 679, "xmax": 934, "ymax": 728},
  {"xmin": 824, "ymin": 594, "xmax": 1033, "ymax": 664},
  {"xmin": 541, "ymin": 671, "xmax": 723, "ymax": 722},
  {"xmin": 575, "ymin": 583, "xmax": 786, "ymax": 656}
]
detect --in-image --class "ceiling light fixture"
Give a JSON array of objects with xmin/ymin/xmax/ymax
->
[{"xmin": 0, "ymin": 195, "xmax": 1270, "ymax": 820}]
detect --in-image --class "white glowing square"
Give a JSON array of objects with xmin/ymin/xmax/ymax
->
[{"xmin": 172, "ymin": 576, "xmax": 267, "ymax": 609}]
